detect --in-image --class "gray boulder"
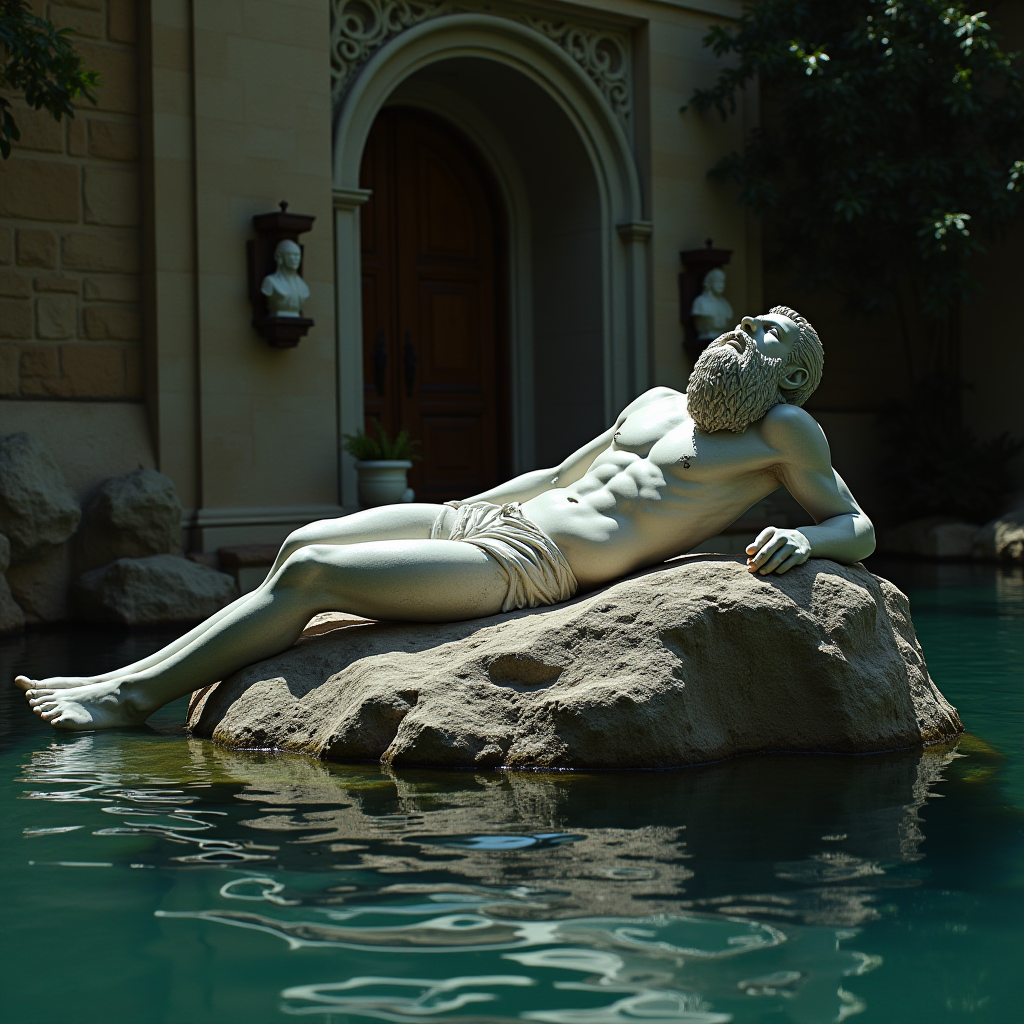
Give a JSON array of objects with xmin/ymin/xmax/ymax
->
[
  {"xmin": 972, "ymin": 507, "xmax": 1024, "ymax": 562},
  {"xmin": 0, "ymin": 576, "xmax": 24, "ymax": 634},
  {"xmin": 76, "ymin": 468, "xmax": 182, "ymax": 573},
  {"xmin": 6, "ymin": 542, "xmax": 72, "ymax": 623},
  {"xmin": 0, "ymin": 534, "xmax": 24, "ymax": 634},
  {"xmin": 76, "ymin": 553, "xmax": 239, "ymax": 626},
  {"xmin": 188, "ymin": 557, "xmax": 962, "ymax": 770},
  {"xmin": 0, "ymin": 432, "xmax": 81, "ymax": 563}
]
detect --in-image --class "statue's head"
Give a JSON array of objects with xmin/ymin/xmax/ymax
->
[
  {"xmin": 686, "ymin": 304, "xmax": 823, "ymax": 433},
  {"xmin": 274, "ymin": 239, "xmax": 302, "ymax": 272},
  {"xmin": 703, "ymin": 268, "xmax": 726, "ymax": 296}
]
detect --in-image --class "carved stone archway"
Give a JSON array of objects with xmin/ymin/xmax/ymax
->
[{"xmin": 330, "ymin": 11, "xmax": 650, "ymax": 507}]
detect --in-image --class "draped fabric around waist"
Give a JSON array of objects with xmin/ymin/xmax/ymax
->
[{"xmin": 431, "ymin": 501, "xmax": 578, "ymax": 613}]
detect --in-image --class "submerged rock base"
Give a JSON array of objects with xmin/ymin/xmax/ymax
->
[{"xmin": 187, "ymin": 556, "xmax": 963, "ymax": 769}]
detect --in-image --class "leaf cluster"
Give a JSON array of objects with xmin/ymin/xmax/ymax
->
[
  {"xmin": 688, "ymin": 0, "xmax": 1024, "ymax": 317},
  {"xmin": 0, "ymin": 0, "xmax": 100, "ymax": 159},
  {"xmin": 343, "ymin": 419, "xmax": 422, "ymax": 461}
]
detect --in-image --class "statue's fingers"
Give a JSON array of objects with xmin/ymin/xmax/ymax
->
[
  {"xmin": 748, "ymin": 533, "xmax": 785, "ymax": 567},
  {"xmin": 773, "ymin": 551, "xmax": 805, "ymax": 575},
  {"xmin": 748, "ymin": 526, "xmax": 777, "ymax": 553},
  {"xmin": 759, "ymin": 542, "xmax": 796, "ymax": 575}
]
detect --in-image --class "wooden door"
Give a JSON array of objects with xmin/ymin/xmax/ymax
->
[{"xmin": 360, "ymin": 108, "xmax": 507, "ymax": 503}]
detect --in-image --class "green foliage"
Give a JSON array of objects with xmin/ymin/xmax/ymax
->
[
  {"xmin": 0, "ymin": 0, "xmax": 100, "ymax": 159},
  {"xmin": 687, "ymin": 0, "xmax": 1024, "ymax": 319},
  {"xmin": 343, "ymin": 419, "xmax": 422, "ymax": 461},
  {"xmin": 878, "ymin": 378, "xmax": 1024, "ymax": 523}
]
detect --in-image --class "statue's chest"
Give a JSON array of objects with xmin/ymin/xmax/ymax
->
[
  {"xmin": 613, "ymin": 403, "xmax": 687, "ymax": 457},
  {"xmin": 614, "ymin": 405, "xmax": 702, "ymax": 474},
  {"xmin": 613, "ymin": 402, "xmax": 770, "ymax": 480}
]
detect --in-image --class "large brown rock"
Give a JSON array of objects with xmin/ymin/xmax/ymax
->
[
  {"xmin": 0, "ymin": 432, "xmax": 80, "ymax": 563},
  {"xmin": 187, "ymin": 557, "xmax": 962, "ymax": 770},
  {"xmin": 75, "ymin": 468, "xmax": 182, "ymax": 573}
]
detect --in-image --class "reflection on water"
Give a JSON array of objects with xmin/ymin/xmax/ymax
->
[
  {"xmin": 2, "ymin": 564, "xmax": 1022, "ymax": 1023},
  {"xmin": 6, "ymin": 727, "xmax": 1017, "ymax": 1024}
]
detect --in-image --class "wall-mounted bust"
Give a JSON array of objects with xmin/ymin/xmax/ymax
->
[
  {"xmin": 690, "ymin": 267, "xmax": 734, "ymax": 342},
  {"xmin": 261, "ymin": 239, "xmax": 310, "ymax": 317}
]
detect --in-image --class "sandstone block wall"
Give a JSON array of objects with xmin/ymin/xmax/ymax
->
[{"xmin": 0, "ymin": 0, "xmax": 141, "ymax": 401}]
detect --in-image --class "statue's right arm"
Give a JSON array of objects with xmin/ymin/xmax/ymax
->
[
  {"xmin": 453, "ymin": 387, "xmax": 675, "ymax": 506},
  {"xmin": 452, "ymin": 426, "xmax": 617, "ymax": 506}
]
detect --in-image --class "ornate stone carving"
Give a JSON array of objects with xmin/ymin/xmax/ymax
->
[
  {"xmin": 330, "ymin": 0, "xmax": 452, "ymax": 106},
  {"xmin": 521, "ymin": 17, "xmax": 630, "ymax": 126},
  {"xmin": 329, "ymin": 0, "xmax": 632, "ymax": 129}
]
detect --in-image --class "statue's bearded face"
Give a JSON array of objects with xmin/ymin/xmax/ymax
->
[{"xmin": 686, "ymin": 328, "xmax": 787, "ymax": 433}]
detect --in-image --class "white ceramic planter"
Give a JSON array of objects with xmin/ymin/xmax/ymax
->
[{"xmin": 354, "ymin": 460, "xmax": 415, "ymax": 508}]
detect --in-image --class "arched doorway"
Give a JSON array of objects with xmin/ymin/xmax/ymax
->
[
  {"xmin": 359, "ymin": 108, "xmax": 508, "ymax": 502},
  {"xmin": 332, "ymin": 15, "xmax": 649, "ymax": 509}
]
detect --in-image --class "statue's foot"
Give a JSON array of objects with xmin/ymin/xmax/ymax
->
[
  {"xmin": 15, "ymin": 673, "xmax": 106, "ymax": 692},
  {"xmin": 25, "ymin": 678, "xmax": 151, "ymax": 730}
]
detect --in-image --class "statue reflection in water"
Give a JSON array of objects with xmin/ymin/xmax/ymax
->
[{"xmin": 19, "ymin": 729, "xmax": 982, "ymax": 1023}]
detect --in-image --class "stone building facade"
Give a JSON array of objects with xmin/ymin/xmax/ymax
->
[
  {"xmin": 1, "ymin": 0, "xmax": 141, "ymax": 403},
  {"xmin": 1, "ymin": 0, "xmax": 1020, "ymax": 553}
]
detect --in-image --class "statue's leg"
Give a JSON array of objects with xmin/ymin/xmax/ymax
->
[
  {"xmin": 14, "ymin": 503, "xmax": 448, "ymax": 692},
  {"xmin": 25, "ymin": 537, "xmax": 506, "ymax": 731}
]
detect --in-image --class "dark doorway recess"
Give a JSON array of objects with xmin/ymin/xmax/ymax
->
[{"xmin": 359, "ymin": 107, "xmax": 509, "ymax": 503}]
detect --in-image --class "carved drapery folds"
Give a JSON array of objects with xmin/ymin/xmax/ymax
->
[{"xmin": 329, "ymin": 0, "xmax": 632, "ymax": 130}]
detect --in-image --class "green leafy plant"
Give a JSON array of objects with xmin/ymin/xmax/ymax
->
[
  {"xmin": 1, "ymin": 0, "xmax": 100, "ymax": 159},
  {"xmin": 343, "ymin": 419, "xmax": 421, "ymax": 461},
  {"xmin": 687, "ymin": 1, "xmax": 1024, "ymax": 521},
  {"xmin": 686, "ymin": 0, "xmax": 1024, "ymax": 368}
]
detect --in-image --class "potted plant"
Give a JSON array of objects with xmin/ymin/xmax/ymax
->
[{"xmin": 343, "ymin": 419, "xmax": 421, "ymax": 507}]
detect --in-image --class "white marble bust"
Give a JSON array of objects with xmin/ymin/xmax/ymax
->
[
  {"xmin": 261, "ymin": 239, "xmax": 310, "ymax": 318},
  {"xmin": 691, "ymin": 267, "xmax": 734, "ymax": 341}
]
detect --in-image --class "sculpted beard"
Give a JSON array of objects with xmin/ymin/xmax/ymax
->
[{"xmin": 686, "ymin": 330, "xmax": 786, "ymax": 433}]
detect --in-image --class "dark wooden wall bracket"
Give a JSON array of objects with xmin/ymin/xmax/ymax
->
[
  {"xmin": 679, "ymin": 239, "xmax": 732, "ymax": 364},
  {"xmin": 247, "ymin": 201, "xmax": 316, "ymax": 348}
]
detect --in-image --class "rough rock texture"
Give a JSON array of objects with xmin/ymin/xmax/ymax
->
[
  {"xmin": 973, "ymin": 507, "xmax": 1024, "ymax": 562},
  {"xmin": 6, "ymin": 542, "xmax": 72, "ymax": 623},
  {"xmin": 76, "ymin": 553, "xmax": 239, "ymax": 625},
  {"xmin": 0, "ymin": 533, "xmax": 24, "ymax": 633},
  {"xmin": 880, "ymin": 516, "xmax": 980, "ymax": 559},
  {"xmin": 75, "ymin": 468, "xmax": 183, "ymax": 573},
  {"xmin": 0, "ymin": 577, "xmax": 24, "ymax": 635},
  {"xmin": 188, "ymin": 557, "xmax": 962, "ymax": 770},
  {"xmin": 0, "ymin": 432, "xmax": 81, "ymax": 563}
]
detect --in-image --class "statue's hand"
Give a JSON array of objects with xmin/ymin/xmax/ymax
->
[{"xmin": 745, "ymin": 527, "xmax": 811, "ymax": 575}]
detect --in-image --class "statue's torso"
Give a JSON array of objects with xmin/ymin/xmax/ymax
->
[
  {"xmin": 524, "ymin": 390, "xmax": 786, "ymax": 586},
  {"xmin": 262, "ymin": 271, "xmax": 310, "ymax": 316}
]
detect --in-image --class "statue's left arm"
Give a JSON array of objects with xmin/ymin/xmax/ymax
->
[{"xmin": 746, "ymin": 405, "xmax": 876, "ymax": 575}]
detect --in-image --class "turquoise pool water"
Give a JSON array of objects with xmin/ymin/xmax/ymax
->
[{"xmin": 0, "ymin": 560, "xmax": 1021, "ymax": 1024}]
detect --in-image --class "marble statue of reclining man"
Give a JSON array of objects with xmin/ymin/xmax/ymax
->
[{"xmin": 18, "ymin": 305, "xmax": 875, "ymax": 730}]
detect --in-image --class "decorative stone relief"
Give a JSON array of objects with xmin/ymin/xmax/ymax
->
[
  {"xmin": 329, "ymin": 0, "xmax": 632, "ymax": 130},
  {"xmin": 521, "ymin": 17, "xmax": 629, "ymax": 126},
  {"xmin": 330, "ymin": 0, "xmax": 452, "ymax": 106}
]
